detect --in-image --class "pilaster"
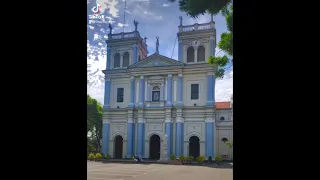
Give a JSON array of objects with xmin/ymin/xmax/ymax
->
[
  {"xmin": 166, "ymin": 74, "xmax": 172, "ymax": 107},
  {"xmin": 128, "ymin": 76, "xmax": 135, "ymax": 108},
  {"xmin": 126, "ymin": 109, "xmax": 134, "ymax": 158},
  {"xmin": 177, "ymin": 73, "xmax": 183, "ymax": 107},
  {"xmin": 103, "ymin": 78, "xmax": 111, "ymax": 109},
  {"xmin": 165, "ymin": 107, "xmax": 172, "ymax": 157},
  {"xmin": 101, "ymin": 116, "xmax": 110, "ymax": 156},
  {"xmin": 175, "ymin": 108, "xmax": 184, "ymax": 157}
]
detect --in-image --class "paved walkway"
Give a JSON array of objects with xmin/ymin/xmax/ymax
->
[{"xmin": 87, "ymin": 161, "xmax": 232, "ymax": 180}]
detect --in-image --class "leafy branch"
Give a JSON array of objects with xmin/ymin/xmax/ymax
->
[{"xmin": 208, "ymin": 55, "xmax": 229, "ymax": 78}]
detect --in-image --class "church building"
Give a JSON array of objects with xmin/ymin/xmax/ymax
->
[{"xmin": 101, "ymin": 16, "xmax": 233, "ymax": 160}]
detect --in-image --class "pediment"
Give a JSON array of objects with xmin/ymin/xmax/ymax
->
[{"xmin": 128, "ymin": 53, "xmax": 185, "ymax": 69}]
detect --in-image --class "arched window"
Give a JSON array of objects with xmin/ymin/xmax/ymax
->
[
  {"xmin": 114, "ymin": 53, "xmax": 120, "ymax": 68},
  {"xmin": 220, "ymin": 117, "xmax": 225, "ymax": 121},
  {"xmin": 187, "ymin": 47, "xmax": 195, "ymax": 63},
  {"xmin": 197, "ymin": 46, "xmax": 205, "ymax": 62},
  {"xmin": 123, "ymin": 52, "xmax": 129, "ymax": 67},
  {"xmin": 152, "ymin": 86, "xmax": 160, "ymax": 102}
]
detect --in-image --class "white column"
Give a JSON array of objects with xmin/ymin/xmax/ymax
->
[
  {"xmin": 194, "ymin": 48, "xmax": 198, "ymax": 63},
  {"xmin": 120, "ymin": 54, "xmax": 123, "ymax": 67},
  {"xmin": 160, "ymin": 83, "xmax": 164, "ymax": 101},
  {"xmin": 148, "ymin": 83, "xmax": 151, "ymax": 101},
  {"xmin": 144, "ymin": 79, "xmax": 147, "ymax": 101},
  {"xmin": 165, "ymin": 80, "xmax": 167, "ymax": 100},
  {"xmin": 174, "ymin": 80, "xmax": 177, "ymax": 102}
]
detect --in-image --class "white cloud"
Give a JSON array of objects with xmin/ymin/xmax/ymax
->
[
  {"xmin": 117, "ymin": 23, "xmax": 128, "ymax": 27},
  {"xmin": 98, "ymin": 0, "xmax": 119, "ymax": 17},
  {"xmin": 155, "ymin": 16, "xmax": 163, "ymax": 20},
  {"xmin": 162, "ymin": 3, "xmax": 170, "ymax": 7},
  {"xmin": 215, "ymin": 67, "xmax": 233, "ymax": 102}
]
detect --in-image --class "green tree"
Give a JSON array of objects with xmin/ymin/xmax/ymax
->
[
  {"xmin": 169, "ymin": 0, "xmax": 233, "ymax": 78},
  {"xmin": 87, "ymin": 95, "xmax": 103, "ymax": 153},
  {"xmin": 168, "ymin": 0, "xmax": 232, "ymax": 18}
]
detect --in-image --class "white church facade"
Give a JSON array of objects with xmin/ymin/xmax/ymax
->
[{"xmin": 101, "ymin": 16, "xmax": 233, "ymax": 160}]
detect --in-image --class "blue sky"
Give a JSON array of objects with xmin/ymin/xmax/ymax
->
[{"xmin": 87, "ymin": 0, "xmax": 233, "ymax": 104}]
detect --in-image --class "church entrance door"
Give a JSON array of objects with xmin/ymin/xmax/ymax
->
[
  {"xmin": 114, "ymin": 135, "xmax": 123, "ymax": 159},
  {"xmin": 149, "ymin": 134, "xmax": 160, "ymax": 159},
  {"xmin": 189, "ymin": 136, "xmax": 200, "ymax": 159}
]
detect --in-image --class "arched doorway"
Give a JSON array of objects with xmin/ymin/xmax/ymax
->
[
  {"xmin": 189, "ymin": 136, "xmax": 200, "ymax": 158},
  {"xmin": 149, "ymin": 134, "xmax": 160, "ymax": 159},
  {"xmin": 114, "ymin": 135, "xmax": 123, "ymax": 159}
]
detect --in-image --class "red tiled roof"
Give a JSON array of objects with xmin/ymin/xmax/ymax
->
[{"xmin": 216, "ymin": 102, "xmax": 231, "ymax": 109}]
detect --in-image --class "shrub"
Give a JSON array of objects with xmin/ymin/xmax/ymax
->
[
  {"xmin": 95, "ymin": 153, "xmax": 103, "ymax": 160},
  {"xmin": 196, "ymin": 156, "xmax": 206, "ymax": 163},
  {"xmin": 188, "ymin": 156, "xmax": 194, "ymax": 161},
  {"xmin": 88, "ymin": 153, "xmax": 95, "ymax": 160},
  {"xmin": 208, "ymin": 156, "xmax": 213, "ymax": 163},
  {"xmin": 105, "ymin": 154, "xmax": 111, "ymax": 159},
  {"xmin": 226, "ymin": 141, "xmax": 233, "ymax": 148},
  {"xmin": 170, "ymin": 154, "xmax": 176, "ymax": 160},
  {"xmin": 179, "ymin": 155, "xmax": 185, "ymax": 162},
  {"xmin": 215, "ymin": 156, "xmax": 223, "ymax": 164}
]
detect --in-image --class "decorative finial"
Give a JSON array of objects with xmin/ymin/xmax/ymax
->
[
  {"xmin": 108, "ymin": 23, "xmax": 113, "ymax": 34},
  {"xmin": 156, "ymin": 36, "xmax": 159, "ymax": 54},
  {"xmin": 144, "ymin": 36, "xmax": 148, "ymax": 43},
  {"xmin": 133, "ymin": 20, "xmax": 139, "ymax": 31},
  {"xmin": 179, "ymin": 16, "xmax": 183, "ymax": 26}
]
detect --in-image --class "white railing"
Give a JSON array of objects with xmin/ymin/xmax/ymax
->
[
  {"xmin": 180, "ymin": 22, "xmax": 215, "ymax": 32},
  {"xmin": 109, "ymin": 32, "xmax": 137, "ymax": 40}
]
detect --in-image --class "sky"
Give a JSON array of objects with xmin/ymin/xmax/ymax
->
[{"xmin": 87, "ymin": 0, "xmax": 233, "ymax": 104}]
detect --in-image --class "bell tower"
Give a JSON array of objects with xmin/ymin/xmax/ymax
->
[
  {"xmin": 105, "ymin": 20, "xmax": 148, "ymax": 70},
  {"xmin": 177, "ymin": 15, "xmax": 216, "ymax": 64}
]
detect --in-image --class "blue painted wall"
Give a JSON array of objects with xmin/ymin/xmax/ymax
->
[
  {"xmin": 132, "ymin": 123, "xmax": 135, "ymax": 154},
  {"xmin": 142, "ymin": 123, "xmax": 145, "ymax": 157},
  {"xmin": 129, "ymin": 78, "xmax": 135, "ymax": 108},
  {"xmin": 178, "ymin": 41, "xmax": 182, "ymax": 62},
  {"xmin": 206, "ymin": 75, "xmax": 216, "ymax": 106},
  {"xmin": 181, "ymin": 123, "xmax": 184, "ymax": 155},
  {"xmin": 165, "ymin": 122, "xmax": 171, "ymax": 158},
  {"xmin": 107, "ymin": 47, "xmax": 111, "ymax": 70},
  {"xmin": 102, "ymin": 123, "xmax": 110, "ymax": 156},
  {"xmin": 137, "ymin": 122, "xmax": 143, "ymax": 156},
  {"xmin": 177, "ymin": 75, "xmax": 183, "ymax": 106},
  {"xmin": 176, "ymin": 122, "xmax": 182, "ymax": 157},
  {"xmin": 133, "ymin": 44, "xmax": 138, "ymax": 64},
  {"xmin": 205, "ymin": 122, "xmax": 214, "ymax": 158},
  {"xmin": 210, "ymin": 38, "xmax": 215, "ymax": 56},
  {"xmin": 103, "ymin": 80, "xmax": 110, "ymax": 109},
  {"xmin": 166, "ymin": 75, "xmax": 172, "ymax": 107},
  {"xmin": 139, "ymin": 77, "xmax": 145, "ymax": 107},
  {"xmin": 126, "ymin": 122, "xmax": 133, "ymax": 158}
]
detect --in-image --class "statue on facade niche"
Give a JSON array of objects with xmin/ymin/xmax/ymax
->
[
  {"xmin": 134, "ymin": 20, "xmax": 139, "ymax": 31},
  {"xmin": 108, "ymin": 23, "xmax": 112, "ymax": 35}
]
